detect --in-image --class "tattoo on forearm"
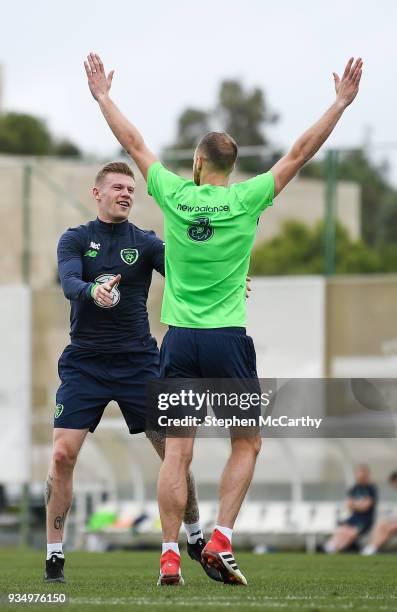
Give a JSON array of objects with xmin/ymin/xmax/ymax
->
[
  {"xmin": 45, "ymin": 475, "xmax": 53, "ymax": 506},
  {"xmin": 54, "ymin": 511, "xmax": 67, "ymax": 530},
  {"xmin": 184, "ymin": 470, "xmax": 200, "ymax": 524}
]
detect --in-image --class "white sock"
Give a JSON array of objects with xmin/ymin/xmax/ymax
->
[
  {"xmin": 361, "ymin": 544, "xmax": 377, "ymax": 556},
  {"xmin": 162, "ymin": 542, "xmax": 180, "ymax": 556},
  {"xmin": 183, "ymin": 521, "xmax": 203, "ymax": 544},
  {"xmin": 47, "ymin": 542, "xmax": 64, "ymax": 560},
  {"xmin": 215, "ymin": 524, "xmax": 233, "ymax": 543},
  {"xmin": 324, "ymin": 541, "xmax": 336, "ymax": 554}
]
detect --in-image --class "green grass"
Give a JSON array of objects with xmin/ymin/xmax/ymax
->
[{"xmin": 0, "ymin": 549, "xmax": 396, "ymax": 611}]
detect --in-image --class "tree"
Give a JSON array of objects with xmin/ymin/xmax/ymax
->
[
  {"xmin": 0, "ymin": 113, "xmax": 53, "ymax": 155},
  {"xmin": 173, "ymin": 108, "xmax": 211, "ymax": 150},
  {"xmin": 164, "ymin": 108, "xmax": 211, "ymax": 168},
  {"xmin": 301, "ymin": 150, "xmax": 397, "ymax": 246},
  {"xmin": 0, "ymin": 112, "xmax": 82, "ymax": 157},
  {"xmin": 166, "ymin": 80, "xmax": 279, "ymax": 172},
  {"xmin": 217, "ymin": 80, "xmax": 279, "ymax": 173},
  {"xmin": 53, "ymin": 139, "xmax": 82, "ymax": 158},
  {"xmin": 249, "ymin": 220, "xmax": 396, "ymax": 276}
]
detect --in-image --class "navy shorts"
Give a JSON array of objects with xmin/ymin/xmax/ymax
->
[
  {"xmin": 343, "ymin": 515, "xmax": 373, "ymax": 535},
  {"xmin": 55, "ymin": 343, "xmax": 159, "ymax": 434},
  {"xmin": 159, "ymin": 326, "xmax": 258, "ymax": 378}
]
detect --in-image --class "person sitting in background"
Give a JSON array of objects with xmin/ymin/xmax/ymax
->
[
  {"xmin": 361, "ymin": 471, "xmax": 397, "ymax": 555},
  {"xmin": 324, "ymin": 464, "xmax": 377, "ymax": 553}
]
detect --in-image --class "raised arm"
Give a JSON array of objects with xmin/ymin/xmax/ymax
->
[
  {"xmin": 84, "ymin": 52, "xmax": 158, "ymax": 181},
  {"xmin": 270, "ymin": 57, "xmax": 363, "ymax": 197}
]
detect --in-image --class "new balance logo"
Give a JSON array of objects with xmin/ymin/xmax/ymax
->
[
  {"xmin": 85, "ymin": 241, "xmax": 101, "ymax": 258},
  {"xmin": 177, "ymin": 203, "xmax": 230, "ymax": 213}
]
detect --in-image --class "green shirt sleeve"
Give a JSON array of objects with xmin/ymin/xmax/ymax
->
[
  {"xmin": 147, "ymin": 161, "xmax": 186, "ymax": 209},
  {"xmin": 234, "ymin": 171, "xmax": 275, "ymax": 219}
]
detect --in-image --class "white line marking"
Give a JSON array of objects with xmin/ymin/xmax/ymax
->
[{"xmin": 69, "ymin": 595, "xmax": 397, "ymax": 609}]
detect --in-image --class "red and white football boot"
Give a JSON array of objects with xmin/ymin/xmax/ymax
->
[
  {"xmin": 157, "ymin": 549, "xmax": 184, "ymax": 586},
  {"xmin": 201, "ymin": 529, "xmax": 247, "ymax": 586}
]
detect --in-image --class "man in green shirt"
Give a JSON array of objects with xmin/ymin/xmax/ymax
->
[{"xmin": 85, "ymin": 52, "xmax": 362, "ymax": 586}]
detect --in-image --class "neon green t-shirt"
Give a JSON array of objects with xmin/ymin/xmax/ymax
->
[{"xmin": 147, "ymin": 162, "xmax": 275, "ymax": 328}]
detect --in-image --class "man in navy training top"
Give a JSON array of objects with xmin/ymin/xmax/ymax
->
[
  {"xmin": 44, "ymin": 161, "xmax": 220, "ymax": 583},
  {"xmin": 324, "ymin": 464, "xmax": 377, "ymax": 553}
]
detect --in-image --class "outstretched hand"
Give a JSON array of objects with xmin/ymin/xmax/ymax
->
[
  {"xmin": 92, "ymin": 274, "xmax": 121, "ymax": 307},
  {"xmin": 84, "ymin": 52, "xmax": 114, "ymax": 102},
  {"xmin": 333, "ymin": 57, "xmax": 363, "ymax": 108}
]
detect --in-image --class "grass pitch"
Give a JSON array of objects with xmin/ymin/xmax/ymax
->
[{"xmin": 0, "ymin": 549, "xmax": 396, "ymax": 611}]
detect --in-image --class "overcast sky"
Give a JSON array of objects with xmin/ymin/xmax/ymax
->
[{"xmin": 2, "ymin": 0, "xmax": 397, "ymax": 179}]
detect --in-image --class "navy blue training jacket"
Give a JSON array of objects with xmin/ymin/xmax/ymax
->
[{"xmin": 57, "ymin": 217, "xmax": 164, "ymax": 353}]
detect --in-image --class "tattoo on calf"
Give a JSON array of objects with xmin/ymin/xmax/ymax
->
[
  {"xmin": 184, "ymin": 470, "xmax": 200, "ymax": 524},
  {"xmin": 145, "ymin": 429, "xmax": 165, "ymax": 459},
  {"xmin": 45, "ymin": 475, "xmax": 53, "ymax": 505},
  {"xmin": 145, "ymin": 430, "xmax": 199, "ymax": 523},
  {"xmin": 54, "ymin": 510, "xmax": 67, "ymax": 530}
]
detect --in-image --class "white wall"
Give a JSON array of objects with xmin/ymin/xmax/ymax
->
[
  {"xmin": 0, "ymin": 286, "xmax": 31, "ymax": 483},
  {"xmin": 246, "ymin": 277, "xmax": 325, "ymax": 378}
]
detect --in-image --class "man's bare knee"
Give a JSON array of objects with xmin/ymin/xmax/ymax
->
[
  {"xmin": 50, "ymin": 428, "xmax": 87, "ymax": 476},
  {"xmin": 382, "ymin": 522, "xmax": 396, "ymax": 538},
  {"xmin": 231, "ymin": 435, "xmax": 262, "ymax": 456},
  {"xmin": 169, "ymin": 448, "xmax": 193, "ymax": 469},
  {"xmin": 52, "ymin": 444, "xmax": 78, "ymax": 473},
  {"xmin": 165, "ymin": 440, "xmax": 193, "ymax": 470},
  {"xmin": 378, "ymin": 520, "xmax": 390, "ymax": 532},
  {"xmin": 251, "ymin": 435, "xmax": 262, "ymax": 455}
]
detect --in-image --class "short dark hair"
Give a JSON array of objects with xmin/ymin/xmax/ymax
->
[
  {"xmin": 197, "ymin": 132, "xmax": 238, "ymax": 173},
  {"xmin": 389, "ymin": 471, "xmax": 397, "ymax": 483},
  {"xmin": 95, "ymin": 161, "xmax": 135, "ymax": 185}
]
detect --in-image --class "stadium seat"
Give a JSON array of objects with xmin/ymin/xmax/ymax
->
[
  {"xmin": 261, "ymin": 503, "xmax": 289, "ymax": 533},
  {"xmin": 288, "ymin": 503, "xmax": 314, "ymax": 532},
  {"xmin": 306, "ymin": 503, "xmax": 338, "ymax": 534},
  {"xmin": 234, "ymin": 502, "xmax": 265, "ymax": 533},
  {"xmin": 82, "ymin": 499, "xmax": 396, "ymax": 553}
]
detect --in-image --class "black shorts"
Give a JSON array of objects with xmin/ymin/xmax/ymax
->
[
  {"xmin": 343, "ymin": 515, "xmax": 373, "ymax": 535},
  {"xmin": 159, "ymin": 326, "xmax": 258, "ymax": 378},
  {"xmin": 155, "ymin": 327, "xmax": 261, "ymax": 434},
  {"xmin": 55, "ymin": 343, "xmax": 159, "ymax": 434}
]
